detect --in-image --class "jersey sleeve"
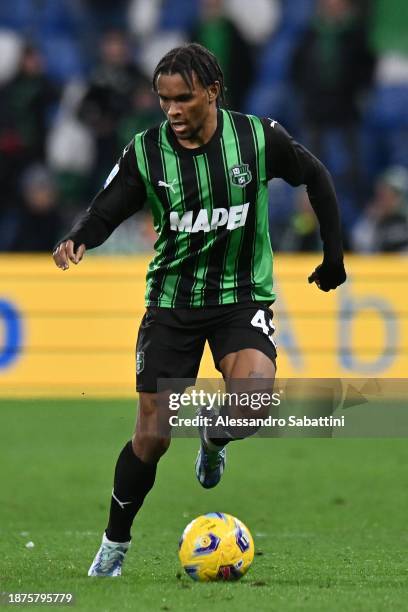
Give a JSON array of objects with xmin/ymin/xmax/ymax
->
[
  {"xmin": 58, "ymin": 141, "xmax": 147, "ymax": 250},
  {"xmin": 261, "ymin": 118, "xmax": 344, "ymax": 263}
]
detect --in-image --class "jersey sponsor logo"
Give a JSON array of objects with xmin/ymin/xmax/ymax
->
[
  {"xmin": 170, "ymin": 203, "xmax": 250, "ymax": 233},
  {"xmin": 158, "ymin": 178, "xmax": 177, "ymax": 194},
  {"xmin": 103, "ymin": 163, "xmax": 119, "ymax": 188},
  {"xmin": 229, "ymin": 164, "xmax": 252, "ymax": 188}
]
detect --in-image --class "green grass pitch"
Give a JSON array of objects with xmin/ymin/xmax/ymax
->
[{"xmin": 1, "ymin": 399, "xmax": 408, "ymax": 611}]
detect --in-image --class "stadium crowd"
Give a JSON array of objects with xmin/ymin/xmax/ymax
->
[{"xmin": 0, "ymin": 0, "xmax": 407, "ymax": 253}]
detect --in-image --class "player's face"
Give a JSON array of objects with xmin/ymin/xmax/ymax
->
[{"xmin": 156, "ymin": 71, "xmax": 218, "ymax": 143}]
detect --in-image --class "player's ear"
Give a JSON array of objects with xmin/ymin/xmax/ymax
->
[{"xmin": 207, "ymin": 81, "xmax": 220, "ymax": 104}]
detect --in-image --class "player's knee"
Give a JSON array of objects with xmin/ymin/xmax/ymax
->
[
  {"xmin": 138, "ymin": 391, "xmax": 172, "ymax": 416},
  {"xmin": 132, "ymin": 432, "xmax": 171, "ymax": 463}
]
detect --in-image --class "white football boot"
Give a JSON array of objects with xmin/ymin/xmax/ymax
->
[
  {"xmin": 195, "ymin": 407, "xmax": 227, "ymax": 489},
  {"xmin": 88, "ymin": 533, "xmax": 130, "ymax": 577}
]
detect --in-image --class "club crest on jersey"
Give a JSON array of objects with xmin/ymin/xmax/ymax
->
[{"xmin": 229, "ymin": 163, "xmax": 252, "ymax": 188}]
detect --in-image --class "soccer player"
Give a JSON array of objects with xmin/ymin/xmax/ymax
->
[{"xmin": 53, "ymin": 43, "xmax": 346, "ymax": 577}]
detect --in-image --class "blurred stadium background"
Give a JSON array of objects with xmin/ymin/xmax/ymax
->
[{"xmin": 0, "ymin": 0, "xmax": 407, "ymax": 395}]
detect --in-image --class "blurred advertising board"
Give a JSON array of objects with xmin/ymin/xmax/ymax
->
[{"xmin": 0, "ymin": 255, "xmax": 406, "ymax": 397}]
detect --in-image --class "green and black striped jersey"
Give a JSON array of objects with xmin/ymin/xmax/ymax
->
[
  {"xmin": 136, "ymin": 109, "xmax": 273, "ymax": 307},
  {"xmin": 65, "ymin": 110, "xmax": 342, "ymax": 308}
]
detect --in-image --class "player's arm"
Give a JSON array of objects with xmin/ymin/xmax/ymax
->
[
  {"xmin": 262, "ymin": 119, "xmax": 346, "ymax": 291},
  {"xmin": 53, "ymin": 142, "xmax": 146, "ymax": 270}
]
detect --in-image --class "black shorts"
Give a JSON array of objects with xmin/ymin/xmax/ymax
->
[{"xmin": 135, "ymin": 302, "xmax": 277, "ymax": 393}]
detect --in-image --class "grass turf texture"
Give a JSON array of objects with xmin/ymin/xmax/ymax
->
[{"xmin": 1, "ymin": 399, "xmax": 407, "ymax": 612}]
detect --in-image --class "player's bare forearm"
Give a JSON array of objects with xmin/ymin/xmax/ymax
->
[{"xmin": 53, "ymin": 240, "xmax": 86, "ymax": 271}]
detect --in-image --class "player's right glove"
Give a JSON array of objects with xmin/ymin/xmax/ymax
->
[{"xmin": 308, "ymin": 259, "xmax": 346, "ymax": 292}]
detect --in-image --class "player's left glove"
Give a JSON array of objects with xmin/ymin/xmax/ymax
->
[{"xmin": 308, "ymin": 259, "xmax": 346, "ymax": 292}]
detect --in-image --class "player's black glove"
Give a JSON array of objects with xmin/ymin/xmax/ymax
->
[{"xmin": 308, "ymin": 259, "xmax": 346, "ymax": 292}]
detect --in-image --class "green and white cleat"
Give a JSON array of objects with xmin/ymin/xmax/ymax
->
[
  {"xmin": 88, "ymin": 533, "xmax": 130, "ymax": 577},
  {"xmin": 195, "ymin": 408, "xmax": 227, "ymax": 489}
]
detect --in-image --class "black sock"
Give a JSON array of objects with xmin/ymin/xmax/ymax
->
[
  {"xmin": 208, "ymin": 436, "xmax": 231, "ymax": 447},
  {"xmin": 208, "ymin": 402, "xmax": 266, "ymax": 446},
  {"xmin": 105, "ymin": 441, "xmax": 157, "ymax": 543},
  {"xmin": 207, "ymin": 407, "xmax": 233, "ymax": 447}
]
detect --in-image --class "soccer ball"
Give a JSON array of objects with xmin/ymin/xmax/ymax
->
[{"xmin": 178, "ymin": 512, "xmax": 254, "ymax": 581}]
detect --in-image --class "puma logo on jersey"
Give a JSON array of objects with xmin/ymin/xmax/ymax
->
[
  {"xmin": 170, "ymin": 203, "xmax": 250, "ymax": 233},
  {"xmin": 158, "ymin": 178, "xmax": 177, "ymax": 194}
]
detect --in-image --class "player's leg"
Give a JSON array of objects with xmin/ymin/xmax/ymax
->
[
  {"xmin": 195, "ymin": 349, "xmax": 276, "ymax": 488},
  {"xmin": 196, "ymin": 304, "xmax": 277, "ymax": 488},
  {"xmin": 88, "ymin": 391, "xmax": 173, "ymax": 577},
  {"xmin": 219, "ymin": 347, "xmax": 276, "ymax": 380},
  {"xmin": 217, "ymin": 348, "xmax": 276, "ymax": 438},
  {"xmin": 89, "ymin": 306, "xmax": 205, "ymax": 576},
  {"xmin": 105, "ymin": 391, "xmax": 173, "ymax": 543},
  {"xmin": 210, "ymin": 303, "xmax": 277, "ymax": 437}
]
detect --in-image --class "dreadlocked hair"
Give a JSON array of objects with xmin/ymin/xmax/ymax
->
[{"xmin": 152, "ymin": 43, "xmax": 226, "ymax": 107}]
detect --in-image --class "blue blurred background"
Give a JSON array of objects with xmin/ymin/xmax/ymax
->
[{"xmin": 0, "ymin": 0, "xmax": 407, "ymax": 255}]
